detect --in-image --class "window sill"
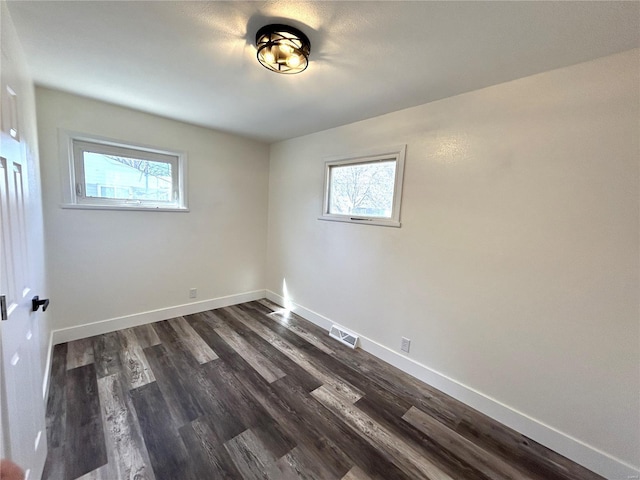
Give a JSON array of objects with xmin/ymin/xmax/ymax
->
[
  {"xmin": 318, "ymin": 215, "xmax": 401, "ymax": 227},
  {"xmin": 60, "ymin": 203, "xmax": 189, "ymax": 213}
]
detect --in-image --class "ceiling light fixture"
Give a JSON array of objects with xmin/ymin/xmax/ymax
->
[{"xmin": 256, "ymin": 24, "xmax": 310, "ymax": 74}]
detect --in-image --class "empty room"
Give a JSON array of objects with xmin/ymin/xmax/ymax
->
[{"xmin": 0, "ymin": 1, "xmax": 638, "ymax": 480}]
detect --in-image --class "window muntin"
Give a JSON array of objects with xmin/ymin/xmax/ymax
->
[
  {"xmin": 321, "ymin": 146, "xmax": 405, "ymax": 227},
  {"xmin": 62, "ymin": 133, "xmax": 187, "ymax": 211}
]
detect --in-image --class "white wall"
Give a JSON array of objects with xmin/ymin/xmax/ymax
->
[
  {"xmin": 36, "ymin": 88, "xmax": 269, "ymax": 333},
  {"xmin": 267, "ymin": 49, "xmax": 640, "ymax": 476}
]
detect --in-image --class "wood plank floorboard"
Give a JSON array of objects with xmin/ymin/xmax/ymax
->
[
  {"xmin": 312, "ymin": 384, "xmax": 455, "ymax": 480},
  {"xmin": 92, "ymin": 331, "xmax": 123, "ymax": 379},
  {"xmin": 214, "ymin": 322, "xmax": 287, "ymax": 383},
  {"xmin": 42, "ymin": 300, "xmax": 606, "ymax": 480},
  {"xmin": 64, "ymin": 364, "xmax": 107, "ymax": 479},
  {"xmin": 168, "ymin": 316, "xmax": 218, "ymax": 364},
  {"xmin": 97, "ymin": 373, "xmax": 155, "ymax": 480},
  {"xmin": 268, "ymin": 375, "xmax": 410, "ymax": 480},
  {"xmin": 45, "ymin": 343, "xmax": 67, "ymax": 449},
  {"xmin": 401, "ymin": 406, "xmax": 531, "ymax": 480},
  {"xmin": 117, "ymin": 328, "xmax": 155, "ymax": 390},
  {"xmin": 217, "ymin": 308, "xmax": 324, "ymax": 392},
  {"xmin": 132, "ymin": 323, "xmax": 162, "ymax": 349},
  {"xmin": 150, "ymin": 320, "xmax": 203, "ymax": 370},
  {"xmin": 277, "ymin": 444, "xmax": 338, "ymax": 480},
  {"xmin": 185, "ymin": 312, "xmax": 239, "ymax": 359},
  {"xmin": 203, "ymin": 362, "xmax": 261, "ymax": 434},
  {"xmin": 227, "ymin": 304, "xmax": 364, "ymax": 403},
  {"xmin": 41, "ymin": 343, "xmax": 68, "ymax": 480},
  {"xmin": 66, "ymin": 337, "xmax": 95, "ymax": 370},
  {"xmin": 143, "ymin": 344, "xmax": 205, "ymax": 425},
  {"xmin": 341, "ymin": 465, "xmax": 370, "ymax": 480},
  {"xmin": 353, "ymin": 387, "xmax": 492, "ymax": 480},
  {"xmin": 224, "ymin": 429, "xmax": 292, "ymax": 480},
  {"xmin": 203, "ymin": 359, "xmax": 297, "ymax": 456},
  {"xmin": 129, "ymin": 382, "xmax": 195, "ymax": 480},
  {"xmin": 179, "ymin": 418, "xmax": 243, "ymax": 478}
]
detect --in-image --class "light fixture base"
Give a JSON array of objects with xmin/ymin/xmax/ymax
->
[{"xmin": 256, "ymin": 24, "xmax": 311, "ymax": 74}]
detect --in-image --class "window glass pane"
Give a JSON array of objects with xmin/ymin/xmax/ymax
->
[
  {"xmin": 328, "ymin": 160, "xmax": 396, "ymax": 218},
  {"xmin": 83, "ymin": 152, "xmax": 173, "ymax": 202}
]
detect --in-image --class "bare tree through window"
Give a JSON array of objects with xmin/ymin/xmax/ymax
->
[
  {"xmin": 329, "ymin": 160, "xmax": 396, "ymax": 217},
  {"xmin": 321, "ymin": 145, "xmax": 405, "ymax": 226}
]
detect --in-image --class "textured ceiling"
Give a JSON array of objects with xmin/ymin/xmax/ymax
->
[{"xmin": 6, "ymin": 1, "xmax": 640, "ymax": 143}]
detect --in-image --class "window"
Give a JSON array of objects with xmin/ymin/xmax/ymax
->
[
  {"xmin": 321, "ymin": 145, "xmax": 406, "ymax": 227},
  {"xmin": 60, "ymin": 131, "xmax": 188, "ymax": 211}
]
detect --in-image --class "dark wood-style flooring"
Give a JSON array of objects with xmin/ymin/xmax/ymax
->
[{"xmin": 42, "ymin": 299, "xmax": 604, "ymax": 480}]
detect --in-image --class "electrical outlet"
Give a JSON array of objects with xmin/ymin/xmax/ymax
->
[
  {"xmin": 401, "ymin": 337, "xmax": 411, "ymax": 353},
  {"xmin": 189, "ymin": 288, "xmax": 197, "ymax": 299}
]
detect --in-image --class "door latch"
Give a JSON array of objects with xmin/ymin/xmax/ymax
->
[
  {"xmin": 32, "ymin": 296, "xmax": 50, "ymax": 312},
  {"xmin": 1, "ymin": 295, "xmax": 7, "ymax": 320}
]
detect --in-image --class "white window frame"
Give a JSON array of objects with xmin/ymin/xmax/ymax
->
[
  {"xmin": 59, "ymin": 130, "xmax": 188, "ymax": 211},
  {"xmin": 320, "ymin": 145, "xmax": 406, "ymax": 227}
]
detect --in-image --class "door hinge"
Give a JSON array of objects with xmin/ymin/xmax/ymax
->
[{"xmin": 1, "ymin": 295, "xmax": 7, "ymax": 321}]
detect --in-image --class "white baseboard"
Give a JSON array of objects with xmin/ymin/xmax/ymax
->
[
  {"xmin": 51, "ymin": 290, "xmax": 265, "ymax": 345},
  {"xmin": 265, "ymin": 290, "xmax": 639, "ymax": 480}
]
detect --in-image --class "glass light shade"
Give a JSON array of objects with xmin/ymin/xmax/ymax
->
[{"xmin": 256, "ymin": 24, "xmax": 310, "ymax": 74}]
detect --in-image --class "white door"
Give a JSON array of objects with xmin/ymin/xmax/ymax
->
[{"xmin": 0, "ymin": 41, "xmax": 47, "ymax": 479}]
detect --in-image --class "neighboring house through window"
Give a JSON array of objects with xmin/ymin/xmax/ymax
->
[{"xmin": 59, "ymin": 131, "xmax": 188, "ymax": 211}]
